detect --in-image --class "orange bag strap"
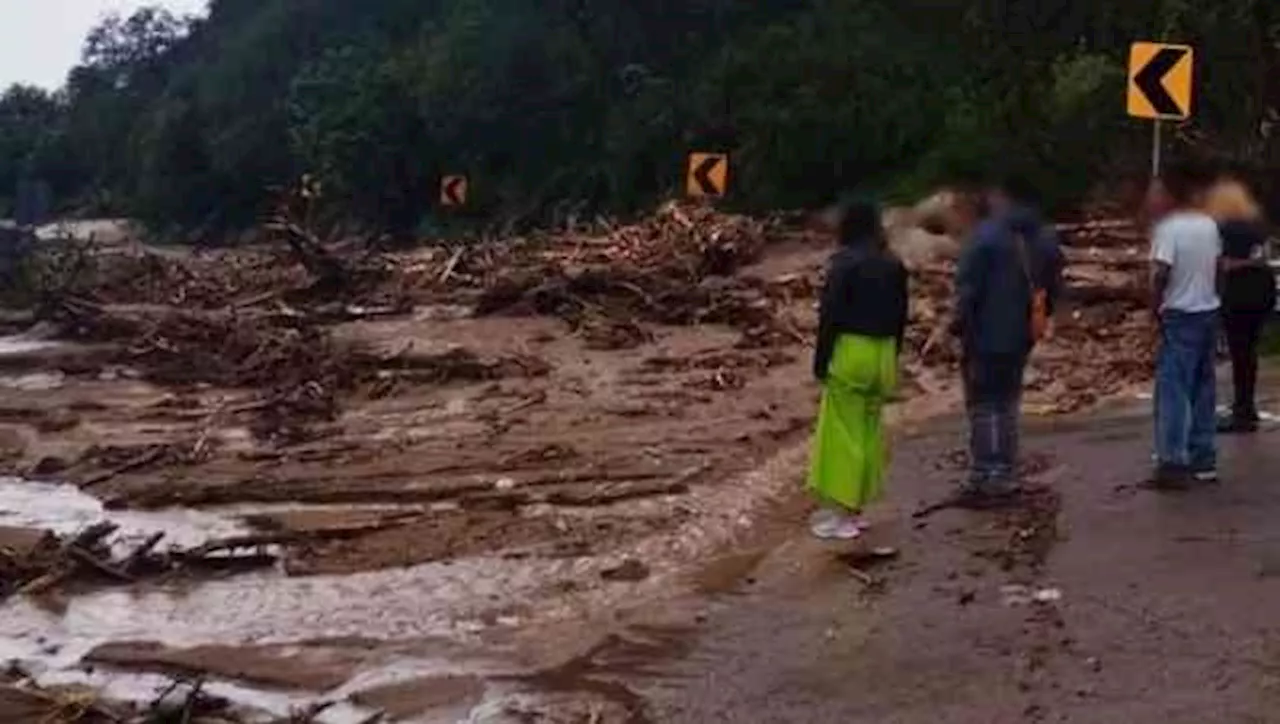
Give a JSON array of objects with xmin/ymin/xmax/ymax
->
[{"xmin": 1013, "ymin": 232, "xmax": 1040, "ymax": 291}]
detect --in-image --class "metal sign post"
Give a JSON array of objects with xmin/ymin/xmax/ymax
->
[
  {"xmin": 1151, "ymin": 120, "xmax": 1162, "ymax": 178},
  {"xmin": 1127, "ymin": 42, "xmax": 1193, "ymax": 178}
]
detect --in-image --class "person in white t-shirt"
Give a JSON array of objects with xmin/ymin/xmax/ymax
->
[{"xmin": 1147, "ymin": 166, "xmax": 1222, "ymax": 489}]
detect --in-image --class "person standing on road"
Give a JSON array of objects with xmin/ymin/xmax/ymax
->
[
  {"xmin": 808, "ymin": 199, "xmax": 909, "ymax": 540},
  {"xmin": 1148, "ymin": 167, "xmax": 1222, "ymax": 487},
  {"xmin": 1206, "ymin": 177, "xmax": 1275, "ymax": 434},
  {"xmin": 953, "ymin": 176, "xmax": 1064, "ymax": 502}
]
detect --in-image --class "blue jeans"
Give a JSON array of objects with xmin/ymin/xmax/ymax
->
[
  {"xmin": 964, "ymin": 352, "xmax": 1028, "ymax": 486},
  {"xmin": 1155, "ymin": 310, "xmax": 1218, "ymax": 469}
]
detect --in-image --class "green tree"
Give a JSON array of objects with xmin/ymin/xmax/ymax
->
[
  {"xmin": 0, "ymin": 86, "xmax": 64, "ymax": 215},
  {"xmin": 2, "ymin": 0, "xmax": 1279, "ymax": 232}
]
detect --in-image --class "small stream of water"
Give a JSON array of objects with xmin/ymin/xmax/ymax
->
[{"xmin": 0, "ymin": 478, "xmax": 250, "ymax": 550}]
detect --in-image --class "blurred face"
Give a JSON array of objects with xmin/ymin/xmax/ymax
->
[
  {"xmin": 1188, "ymin": 185, "xmax": 1210, "ymax": 209},
  {"xmin": 986, "ymin": 188, "xmax": 1012, "ymax": 217},
  {"xmin": 951, "ymin": 192, "xmax": 985, "ymax": 236},
  {"xmin": 1145, "ymin": 179, "xmax": 1173, "ymax": 219}
]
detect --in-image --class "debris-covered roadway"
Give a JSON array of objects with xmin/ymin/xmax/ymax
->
[{"xmin": 0, "ymin": 199, "xmax": 1154, "ymax": 721}]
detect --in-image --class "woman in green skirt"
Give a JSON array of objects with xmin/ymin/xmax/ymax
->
[{"xmin": 809, "ymin": 199, "xmax": 909, "ymax": 540}]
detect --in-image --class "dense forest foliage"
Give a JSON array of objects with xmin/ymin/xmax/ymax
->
[{"xmin": 1, "ymin": 0, "xmax": 1278, "ymax": 234}]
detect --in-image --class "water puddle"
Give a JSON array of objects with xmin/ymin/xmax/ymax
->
[{"xmin": 0, "ymin": 478, "xmax": 248, "ymax": 550}]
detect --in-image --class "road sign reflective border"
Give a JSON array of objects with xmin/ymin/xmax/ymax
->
[{"xmin": 1128, "ymin": 42, "xmax": 1193, "ymax": 120}]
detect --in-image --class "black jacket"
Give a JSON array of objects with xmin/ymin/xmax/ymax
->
[
  {"xmin": 813, "ymin": 242, "xmax": 909, "ymax": 380},
  {"xmin": 955, "ymin": 206, "xmax": 1064, "ymax": 356},
  {"xmin": 1220, "ymin": 220, "xmax": 1276, "ymax": 313}
]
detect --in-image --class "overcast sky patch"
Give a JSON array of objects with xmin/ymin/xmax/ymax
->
[{"xmin": 0, "ymin": 0, "xmax": 208, "ymax": 89}]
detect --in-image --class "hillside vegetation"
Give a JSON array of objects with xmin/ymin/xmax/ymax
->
[{"xmin": 1, "ymin": 0, "xmax": 1278, "ymax": 233}]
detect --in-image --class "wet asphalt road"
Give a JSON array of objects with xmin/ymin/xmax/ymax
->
[{"xmin": 611, "ymin": 400, "xmax": 1280, "ymax": 723}]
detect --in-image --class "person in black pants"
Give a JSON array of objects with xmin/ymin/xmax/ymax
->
[
  {"xmin": 1207, "ymin": 179, "xmax": 1276, "ymax": 433},
  {"xmin": 953, "ymin": 176, "xmax": 1065, "ymax": 499}
]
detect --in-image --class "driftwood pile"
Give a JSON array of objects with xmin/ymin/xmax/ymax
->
[
  {"xmin": 0, "ymin": 523, "xmax": 278, "ymax": 602},
  {"xmin": 5, "ymin": 201, "xmax": 1160, "ymax": 421},
  {"xmin": 465, "ymin": 202, "xmax": 801, "ymax": 349},
  {"xmin": 1031, "ymin": 218, "xmax": 1153, "ymax": 412},
  {"xmin": 898, "ymin": 216, "xmax": 1154, "ymax": 413},
  {"xmin": 0, "ymin": 669, "xmax": 384, "ymax": 724}
]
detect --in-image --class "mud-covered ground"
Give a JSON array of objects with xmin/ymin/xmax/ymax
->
[{"xmin": 0, "ymin": 203, "xmax": 1153, "ymax": 721}]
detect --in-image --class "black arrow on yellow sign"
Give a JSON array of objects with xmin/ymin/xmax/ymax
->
[
  {"xmin": 1133, "ymin": 47, "xmax": 1188, "ymax": 117},
  {"xmin": 1127, "ymin": 42, "xmax": 1193, "ymax": 120},
  {"xmin": 686, "ymin": 153, "xmax": 728, "ymax": 197},
  {"xmin": 693, "ymin": 156, "xmax": 721, "ymax": 195}
]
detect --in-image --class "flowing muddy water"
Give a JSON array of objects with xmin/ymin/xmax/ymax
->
[
  {"xmin": 0, "ymin": 478, "xmax": 249, "ymax": 550},
  {"xmin": 0, "ymin": 478, "xmax": 554, "ymax": 720},
  {"xmin": 0, "ymin": 374, "xmax": 972, "ymax": 721},
  {"xmin": 0, "ymin": 337, "xmax": 61, "ymax": 357},
  {"xmin": 0, "ymin": 437, "xmax": 810, "ymax": 720},
  {"xmin": 35, "ymin": 669, "xmax": 380, "ymax": 724},
  {"xmin": 0, "ymin": 479, "xmax": 580, "ymax": 652}
]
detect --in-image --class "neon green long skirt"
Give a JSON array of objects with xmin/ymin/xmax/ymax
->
[{"xmin": 807, "ymin": 334, "xmax": 898, "ymax": 511}]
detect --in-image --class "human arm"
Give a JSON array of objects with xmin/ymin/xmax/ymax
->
[
  {"xmin": 1149, "ymin": 222, "xmax": 1174, "ymax": 317},
  {"xmin": 813, "ymin": 257, "xmax": 842, "ymax": 381},
  {"xmin": 952, "ymin": 236, "xmax": 988, "ymax": 343},
  {"xmin": 1042, "ymin": 231, "xmax": 1066, "ymax": 317},
  {"xmin": 893, "ymin": 258, "xmax": 909, "ymax": 356},
  {"xmin": 1220, "ymin": 256, "xmax": 1267, "ymax": 272},
  {"xmin": 1216, "ymin": 220, "xmax": 1264, "ymax": 274},
  {"xmin": 1150, "ymin": 261, "xmax": 1172, "ymax": 317}
]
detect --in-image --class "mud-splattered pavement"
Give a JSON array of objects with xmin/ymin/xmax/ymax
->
[{"xmin": 609, "ymin": 392, "xmax": 1280, "ymax": 724}]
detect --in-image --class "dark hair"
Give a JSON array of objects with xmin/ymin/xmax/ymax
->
[
  {"xmin": 1162, "ymin": 162, "xmax": 1212, "ymax": 205},
  {"xmin": 994, "ymin": 173, "xmax": 1040, "ymax": 206},
  {"xmin": 838, "ymin": 198, "xmax": 883, "ymax": 247}
]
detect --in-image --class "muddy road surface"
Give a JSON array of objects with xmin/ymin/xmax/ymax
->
[
  {"xmin": 0, "ymin": 203, "xmax": 1153, "ymax": 721},
  {"xmin": 621, "ymin": 392, "xmax": 1280, "ymax": 724}
]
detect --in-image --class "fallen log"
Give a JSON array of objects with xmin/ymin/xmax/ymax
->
[
  {"xmin": 177, "ymin": 533, "xmax": 295, "ymax": 560},
  {"xmin": 123, "ymin": 532, "xmax": 166, "ymax": 573},
  {"xmin": 67, "ymin": 545, "xmax": 135, "ymax": 583},
  {"xmin": 70, "ymin": 521, "xmax": 119, "ymax": 549},
  {"xmin": 1065, "ymin": 282, "xmax": 1146, "ymax": 306},
  {"xmin": 17, "ymin": 567, "xmax": 71, "ymax": 597},
  {"xmin": 1054, "ymin": 219, "xmax": 1136, "ymax": 233},
  {"xmin": 80, "ymin": 446, "xmax": 169, "ymax": 489}
]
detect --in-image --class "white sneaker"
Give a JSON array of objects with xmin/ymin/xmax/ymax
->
[{"xmin": 810, "ymin": 514, "xmax": 863, "ymax": 541}]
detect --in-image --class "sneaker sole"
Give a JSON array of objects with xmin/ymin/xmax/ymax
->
[{"xmin": 810, "ymin": 521, "xmax": 863, "ymax": 541}]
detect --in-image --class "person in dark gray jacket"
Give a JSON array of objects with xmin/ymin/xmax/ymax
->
[{"xmin": 953, "ymin": 176, "xmax": 1065, "ymax": 500}]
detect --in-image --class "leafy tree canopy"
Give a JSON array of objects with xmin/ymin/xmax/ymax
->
[{"xmin": 1, "ymin": 0, "xmax": 1277, "ymax": 233}]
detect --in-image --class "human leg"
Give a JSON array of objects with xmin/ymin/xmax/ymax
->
[
  {"xmin": 1188, "ymin": 312, "xmax": 1219, "ymax": 476},
  {"xmin": 1238, "ymin": 311, "xmax": 1265, "ymax": 420},
  {"xmin": 1154, "ymin": 313, "xmax": 1195, "ymax": 471},
  {"xmin": 1221, "ymin": 311, "xmax": 1259, "ymax": 430},
  {"xmin": 964, "ymin": 353, "xmax": 1024, "ymax": 496},
  {"xmin": 985, "ymin": 354, "xmax": 1026, "ymax": 493},
  {"xmin": 964, "ymin": 353, "xmax": 999, "ymax": 488},
  {"xmin": 808, "ymin": 335, "xmax": 894, "ymax": 539}
]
